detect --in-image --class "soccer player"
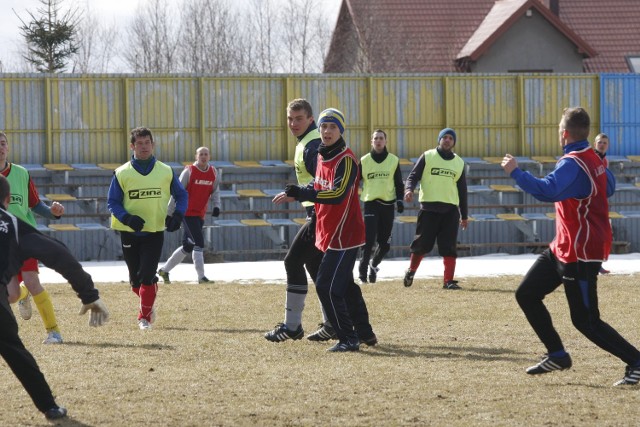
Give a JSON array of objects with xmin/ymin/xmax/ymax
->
[
  {"xmin": 357, "ymin": 129, "xmax": 404, "ymax": 284},
  {"xmin": 0, "ymin": 131, "xmax": 67, "ymax": 344},
  {"xmin": 158, "ymin": 146, "xmax": 221, "ymax": 284},
  {"xmin": 402, "ymin": 128, "xmax": 468, "ymax": 289},
  {"xmin": 501, "ymin": 107, "xmax": 640, "ymax": 386},
  {"xmin": 0, "ymin": 174, "xmax": 109, "ymax": 420},
  {"xmin": 281, "ymin": 108, "xmax": 376, "ymax": 352},
  {"xmin": 107, "ymin": 127, "xmax": 187, "ymax": 330}
]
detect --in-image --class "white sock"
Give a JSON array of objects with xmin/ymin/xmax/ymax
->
[
  {"xmin": 161, "ymin": 247, "xmax": 187, "ymax": 273},
  {"xmin": 284, "ymin": 290, "xmax": 305, "ymax": 330},
  {"xmin": 318, "ymin": 295, "xmax": 331, "ymax": 327},
  {"xmin": 192, "ymin": 247, "xmax": 205, "ymax": 279}
]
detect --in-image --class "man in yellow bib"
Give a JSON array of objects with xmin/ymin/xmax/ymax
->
[
  {"xmin": 403, "ymin": 128, "xmax": 468, "ymax": 289},
  {"xmin": 108, "ymin": 127, "xmax": 188, "ymax": 330},
  {"xmin": 357, "ymin": 129, "xmax": 404, "ymax": 283}
]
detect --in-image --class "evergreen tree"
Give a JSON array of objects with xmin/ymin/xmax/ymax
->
[{"xmin": 18, "ymin": 0, "xmax": 80, "ymax": 73}]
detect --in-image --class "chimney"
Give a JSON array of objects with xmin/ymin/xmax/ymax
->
[{"xmin": 549, "ymin": 0, "xmax": 559, "ymax": 16}]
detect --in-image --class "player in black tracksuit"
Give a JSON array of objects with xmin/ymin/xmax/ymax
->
[
  {"xmin": 0, "ymin": 175, "xmax": 109, "ymax": 420},
  {"xmin": 357, "ymin": 129, "xmax": 405, "ymax": 283}
]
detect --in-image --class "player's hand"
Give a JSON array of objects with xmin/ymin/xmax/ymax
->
[
  {"xmin": 404, "ymin": 190, "xmax": 414, "ymax": 203},
  {"xmin": 396, "ymin": 200, "xmax": 404, "ymax": 214},
  {"xmin": 272, "ymin": 192, "xmax": 295, "ymax": 205},
  {"xmin": 166, "ymin": 212, "xmax": 183, "ymax": 232},
  {"xmin": 50, "ymin": 201, "xmax": 65, "ymax": 217},
  {"xmin": 501, "ymin": 154, "xmax": 518, "ymax": 174},
  {"xmin": 123, "ymin": 214, "xmax": 145, "ymax": 232},
  {"xmin": 460, "ymin": 219, "xmax": 468, "ymax": 230},
  {"xmin": 212, "ymin": 207, "xmax": 220, "ymax": 217},
  {"xmin": 78, "ymin": 298, "xmax": 110, "ymax": 327}
]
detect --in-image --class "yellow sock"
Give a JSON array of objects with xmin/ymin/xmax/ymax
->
[
  {"xmin": 18, "ymin": 282, "xmax": 29, "ymax": 301},
  {"xmin": 32, "ymin": 289, "xmax": 60, "ymax": 333}
]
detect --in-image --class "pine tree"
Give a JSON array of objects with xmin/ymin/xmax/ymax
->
[{"xmin": 18, "ymin": 0, "xmax": 80, "ymax": 73}]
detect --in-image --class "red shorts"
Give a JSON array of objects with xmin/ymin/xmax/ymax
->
[{"xmin": 17, "ymin": 258, "xmax": 39, "ymax": 282}]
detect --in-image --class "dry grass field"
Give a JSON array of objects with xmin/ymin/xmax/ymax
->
[{"xmin": 2, "ymin": 273, "xmax": 639, "ymax": 427}]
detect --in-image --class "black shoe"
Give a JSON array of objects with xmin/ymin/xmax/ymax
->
[
  {"xmin": 327, "ymin": 339, "xmax": 360, "ymax": 352},
  {"xmin": 358, "ymin": 275, "xmax": 368, "ymax": 284},
  {"xmin": 361, "ymin": 333, "xmax": 378, "ymax": 346},
  {"xmin": 403, "ymin": 269, "xmax": 415, "ymax": 287},
  {"xmin": 526, "ymin": 354, "xmax": 572, "ymax": 375},
  {"xmin": 307, "ymin": 323, "xmax": 337, "ymax": 341},
  {"xmin": 264, "ymin": 323, "xmax": 304, "ymax": 342},
  {"xmin": 443, "ymin": 280, "xmax": 461, "ymax": 290},
  {"xmin": 45, "ymin": 406, "xmax": 67, "ymax": 420},
  {"xmin": 614, "ymin": 365, "xmax": 640, "ymax": 386},
  {"xmin": 199, "ymin": 276, "xmax": 213, "ymax": 284}
]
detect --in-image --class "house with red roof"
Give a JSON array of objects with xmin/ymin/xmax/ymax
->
[{"xmin": 324, "ymin": 0, "xmax": 640, "ymax": 73}]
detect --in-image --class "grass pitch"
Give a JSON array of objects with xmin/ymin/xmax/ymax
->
[{"xmin": 2, "ymin": 273, "xmax": 639, "ymax": 426}]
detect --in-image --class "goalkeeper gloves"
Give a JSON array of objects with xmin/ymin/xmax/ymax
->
[{"xmin": 78, "ymin": 298, "xmax": 110, "ymax": 327}]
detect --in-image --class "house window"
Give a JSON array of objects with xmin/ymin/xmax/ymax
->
[{"xmin": 627, "ymin": 56, "xmax": 640, "ymax": 73}]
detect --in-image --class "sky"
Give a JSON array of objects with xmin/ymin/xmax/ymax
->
[
  {"xmin": 38, "ymin": 253, "xmax": 640, "ymax": 284},
  {"xmin": 0, "ymin": 0, "xmax": 343, "ymax": 72}
]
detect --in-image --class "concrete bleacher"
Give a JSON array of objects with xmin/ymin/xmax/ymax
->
[{"xmin": 24, "ymin": 155, "xmax": 640, "ymax": 262}]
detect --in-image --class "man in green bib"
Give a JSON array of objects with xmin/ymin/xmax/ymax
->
[
  {"xmin": 107, "ymin": 127, "xmax": 188, "ymax": 330},
  {"xmin": 403, "ymin": 128, "xmax": 468, "ymax": 289},
  {"xmin": 357, "ymin": 129, "xmax": 404, "ymax": 283}
]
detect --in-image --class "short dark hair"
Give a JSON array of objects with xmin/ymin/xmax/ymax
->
[
  {"xmin": 130, "ymin": 127, "xmax": 154, "ymax": 144},
  {"xmin": 287, "ymin": 98, "xmax": 313, "ymax": 118},
  {"xmin": 561, "ymin": 107, "xmax": 590, "ymax": 141},
  {"xmin": 373, "ymin": 129, "xmax": 387, "ymax": 139},
  {"xmin": 0, "ymin": 174, "xmax": 10, "ymax": 207}
]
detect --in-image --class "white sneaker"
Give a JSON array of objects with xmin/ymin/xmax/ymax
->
[
  {"xmin": 18, "ymin": 294, "xmax": 32, "ymax": 320},
  {"xmin": 138, "ymin": 319, "xmax": 152, "ymax": 330},
  {"xmin": 43, "ymin": 331, "xmax": 63, "ymax": 344}
]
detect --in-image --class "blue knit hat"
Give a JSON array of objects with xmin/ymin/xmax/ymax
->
[
  {"xmin": 318, "ymin": 108, "xmax": 346, "ymax": 134},
  {"xmin": 438, "ymin": 128, "xmax": 457, "ymax": 145}
]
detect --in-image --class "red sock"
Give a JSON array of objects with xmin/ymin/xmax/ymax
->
[
  {"xmin": 443, "ymin": 256, "xmax": 456, "ymax": 283},
  {"xmin": 409, "ymin": 253, "xmax": 424, "ymax": 272},
  {"xmin": 138, "ymin": 283, "xmax": 157, "ymax": 321},
  {"xmin": 132, "ymin": 286, "xmax": 140, "ymax": 296}
]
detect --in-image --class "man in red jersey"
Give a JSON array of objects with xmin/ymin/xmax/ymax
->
[
  {"xmin": 501, "ymin": 107, "xmax": 640, "ymax": 386},
  {"xmin": 158, "ymin": 146, "xmax": 221, "ymax": 284},
  {"xmin": 280, "ymin": 108, "xmax": 376, "ymax": 352}
]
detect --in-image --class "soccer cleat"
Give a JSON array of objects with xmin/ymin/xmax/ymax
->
[
  {"xmin": 327, "ymin": 339, "xmax": 360, "ymax": 352},
  {"xmin": 599, "ymin": 267, "xmax": 610, "ymax": 275},
  {"xmin": 368, "ymin": 261, "xmax": 379, "ymax": 283},
  {"xmin": 403, "ymin": 269, "xmax": 415, "ymax": 287},
  {"xmin": 198, "ymin": 276, "xmax": 213, "ymax": 284},
  {"xmin": 43, "ymin": 331, "xmax": 63, "ymax": 344},
  {"xmin": 44, "ymin": 406, "xmax": 67, "ymax": 420},
  {"xmin": 613, "ymin": 365, "xmax": 640, "ymax": 386},
  {"xmin": 358, "ymin": 275, "xmax": 368, "ymax": 284},
  {"xmin": 443, "ymin": 280, "xmax": 462, "ymax": 290},
  {"xmin": 18, "ymin": 293, "xmax": 33, "ymax": 320},
  {"xmin": 264, "ymin": 323, "xmax": 304, "ymax": 342},
  {"xmin": 360, "ymin": 333, "xmax": 378, "ymax": 347},
  {"xmin": 526, "ymin": 354, "xmax": 572, "ymax": 375},
  {"xmin": 139, "ymin": 319, "xmax": 152, "ymax": 330},
  {"xmin": 307, "ymin": 323, "xmax": 337, "ymax": 341},
  {"xmin": 157, "ymin": 269, "xmax": 171, "ymax": 284}
]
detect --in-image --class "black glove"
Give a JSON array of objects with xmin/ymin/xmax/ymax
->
[
  {"xmin": 396, "ymin": 200, "xmax": 404, "ymax": 214},
  {"xmin": 284, "ymin": 184, "xmax": 301, "ymax": 199},
  {"xmin": 123, "ymin": 214, "xmax": 145, "ymax": 232},
  {"xmin": 212, "ymin": 207, "xmax": 220, "ymax": 217},
  {"xmin": 166, "ymin": 212, "xmax": 183, "ymax": 232}
]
